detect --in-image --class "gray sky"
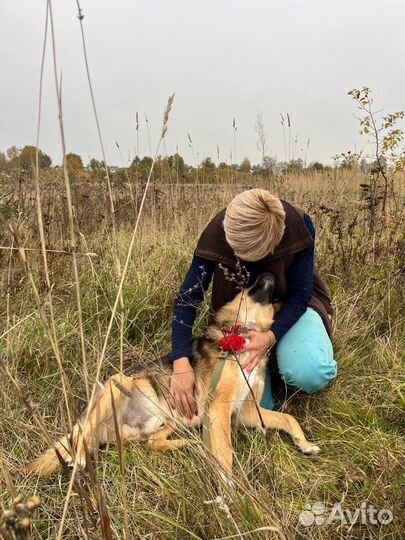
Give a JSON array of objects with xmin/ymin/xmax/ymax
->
[{"xmin": 1, "ymin": 0, "xmax": 404, "ymax": 166}]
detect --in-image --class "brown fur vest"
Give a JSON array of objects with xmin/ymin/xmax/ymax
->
[{"xmin": 195, "ymin": 201, "xmax": 333, "ymax": 338}]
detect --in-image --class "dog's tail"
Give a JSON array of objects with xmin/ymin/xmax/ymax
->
[{"xmin": 21, "ymin": 426, "xmax": 80, "ymax": 476}]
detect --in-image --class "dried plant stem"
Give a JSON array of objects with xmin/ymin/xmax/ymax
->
[
  {"xmin": 47, "ymin": 0, "xmax": 89, "ymax": 399},
  {"xmin": 79, "ymin": 231, "xmax": 103, "ymax": 347},
  {"xmin": 0, "ymin": 245, "xmax": 97, "ymax": 256},
  {"xmin": 109, "ymin": 384, "xmax": 129, "ymax": 536},
  {"xmin": 74, "ymin": 6, "xmax": 128, "ymax": 535},
  {"xmin": 0, "ymin": 312, "xmax": 36, "ymax": 342},
  {"xmin": 8, "ymin": 224, "xmax": 73, "ymax": 428},
  {"xmin": 211, "ymin": 526, "xmax": 286, "ymax": 540},
  {"xmin": 280, "ymin": 114, "xmax": 287, "ymax": 163},
  {"xmin": 0, "ymin": 456, "xmax": 17, "ymax": 500},
  {"xmin": 145, "ymin": 113, "xmax": 153, "ymax": 156},
  {"xmin": 75, "ymin": 0, "xmax": 125, "ymax": 375},
  {"xmin": 32, "ymin": 2, "xmax": 71, "ymax": 415},
  {"xmin": 56, "ymin": 91, "xmax": 175, "ymax": 540},
  {"xmin": 5, "ymin": 237, "xmax": 13, "ymax": 355}
]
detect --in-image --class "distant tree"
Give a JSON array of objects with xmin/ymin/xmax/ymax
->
[
  {"xmin": 308, "ymin": 161, "xmax": 324, "ymax": 172},
  {"xmin": 130, "ymin": 156, "xmax": 141, "ymax": 167},
  {"xmin": 3, "ymin": 145, "xmax": 51, "ymax": 170},
  {"xmin": 333, "ymin": 151, "xmax": 361, "ymax": 170},
  {"xmin": 171, "ymin": 153, "xmax": 186, "ymax": 177},
  {"xmin": 262, "ymin": 156, "xmax": 277, "ymax": 174},
  {"xmin": 275, "ymin": 161, "xmax": 288, "ymax": 175},
  {"xmin": 140, "ymin": 156, "xmax": 153, "ymax": 169},
  {"xmin": 152, "ymin": 153, "xmax": 188, "ymax": 181},
  {"xmin": 371, "ymin": 156, "xmax": 387, "ymax": 173},
  {"xmin": 0, "ymin": 152, "xmax": 6, "ymax": 170},
  {"xmin": 88, "ymin": 158, "xmax": 105, "ymax": 178},
  {"xmin": 251, "ymin": 164, "xmax": 262, "ymax": 176},
  {"xmin": 6, "ymin": 146, "xmax": 18, "ymax": 161},
  {"xmin": 239, "ymin": 157, "xmax": 251, "ymax": 173},
  {"xmin": 40, "ymin": 152, "xmax": 52, "ymax": 168},
  {"xmin": 65, "ymin": 153, "xmax": 83, "ymax": 172},
  {"xmin": 89, "ymin": 158, "xmax": 102, "ymax": 171},
  {"xmin": 129, "ymin": 156, "xmax": 154, "ymax": 180},
  {"xmin": 19, "ymin": 145, "xmax": 52, "ymax": 169},
  {"xmin": 287, "ymin": 158, "xmax": 304, "ymax": 173},
  {"xmin": 201, "ymin": 157, "xmax": 216, "ymax": 172},
  {"xmin": 359, "ymin": 158, "xmax": 371, "ymax": 173}
]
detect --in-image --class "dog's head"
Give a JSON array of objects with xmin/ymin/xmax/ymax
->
[{"xmin": 212, "ymin": 272, "xmax": 280, "ymax": 334}]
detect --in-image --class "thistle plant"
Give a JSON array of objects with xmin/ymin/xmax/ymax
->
[{"xmin": 0, "ymin": 496, "xmax": 40, "ymax": 540}]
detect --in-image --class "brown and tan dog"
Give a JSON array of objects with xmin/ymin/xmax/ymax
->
[{"xmin": 24, "ymin": 273, "xmax": 320, "ymax": 476}]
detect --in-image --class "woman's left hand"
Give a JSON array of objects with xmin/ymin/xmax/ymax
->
[{"xmin": 241, "ymin": 330, "xmax": 276, "ymax": 373}]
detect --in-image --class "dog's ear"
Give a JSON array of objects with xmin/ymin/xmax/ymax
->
[{"xmin": 273, "ymin": 301, "xmax": 283, "ymax": 315}]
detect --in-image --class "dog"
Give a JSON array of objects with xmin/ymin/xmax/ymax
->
[{"xmin": 23, "ymin": 272, "xmax": 320, "ymax": 477}]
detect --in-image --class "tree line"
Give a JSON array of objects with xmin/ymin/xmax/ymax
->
[{"xmin": 0, "ymin": 144, "xmax": 379, "ymax": 183}]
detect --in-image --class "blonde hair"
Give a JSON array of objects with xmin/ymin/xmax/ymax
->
[{"xmin": 223, "ymin": 189, "xmax": 286, "ymax": 261}]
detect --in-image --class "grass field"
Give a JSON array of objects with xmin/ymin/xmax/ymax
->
[{"xmin": 0, "ymin": 170, "xmax": 404, "ymax": 539}]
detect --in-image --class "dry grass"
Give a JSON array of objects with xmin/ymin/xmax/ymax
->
[{"xmin": 0, "ymin": 169, "xmax": 404, "ymax": 539}]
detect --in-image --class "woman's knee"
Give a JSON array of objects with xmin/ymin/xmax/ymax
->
[
  {"xmin": 279, "ymin": 354, "xmax": 337, "ymax": 393},
  {"xmin": 276, "ymin": 309, "xmax": 338, "ymax": 394}
]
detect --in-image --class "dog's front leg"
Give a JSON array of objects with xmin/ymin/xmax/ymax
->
[
  {"xmin": 207, "ymin": 401, "xmax": 234, "ymax": 474},
  {"xmin": 238, "ymin": 401, "xmax": 321, "ymax": 455}
]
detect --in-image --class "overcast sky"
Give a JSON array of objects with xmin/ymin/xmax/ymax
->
[{"xmin": 1, "ymin": 0, "xmax": 404, "ymax": 166}]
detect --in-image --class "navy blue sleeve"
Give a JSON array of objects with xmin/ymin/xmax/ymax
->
[
  {"xmin": 170, "ymin": 254, "xmax": 215, "ymax": 361},
  {"xmin": 271, "ymin": 214, "xmax": 315, "ymax": 341}
]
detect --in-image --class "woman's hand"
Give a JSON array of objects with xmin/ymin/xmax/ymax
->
[
  {"xmin": 241, "ymin": 330, "xmax": 276, "ymax": 373},
  {"xmin": 169, "ymin": 357, "xmax": 198, "ymax": 419}
]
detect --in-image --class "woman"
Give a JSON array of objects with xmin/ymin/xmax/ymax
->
[{"xmin": 168, "ymin": 189, "xmax": 337, "ymax": 419}]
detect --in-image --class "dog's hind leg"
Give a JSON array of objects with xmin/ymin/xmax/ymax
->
[
  {"xmin": 238, "ymin": 402, "xmax": 321, "ymax": 455},
  {"xmin": 69, "ymin": 374, "xmax": 135, "ymax": 467},
  {"xmin": 83, "ymin": 375, "xmax": 132, "ymax": 437},
  {"xmin": 148, "ymin": 425, "xmax": 188, "ymax": 451}
]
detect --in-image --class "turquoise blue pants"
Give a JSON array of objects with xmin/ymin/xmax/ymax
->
[{"xmin": 260, "ymin": 308, "xmax": 338, "ymax": 410}]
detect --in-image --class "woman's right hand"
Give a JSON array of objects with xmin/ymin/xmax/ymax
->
[{"xmin": 169, "ymin": 357, "xmax": 198, "ymax": 420}]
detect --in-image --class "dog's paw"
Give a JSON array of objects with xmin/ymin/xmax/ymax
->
[
  {"xmin": 302, "ymin": 444, "xmax": 321, "ymax": 455},
  {"xmin": 65, "ymin": 456, "xmax": 87, "ymax": 470}
]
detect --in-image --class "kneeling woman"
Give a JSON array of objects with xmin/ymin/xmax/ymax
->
[{"xmin": 168, "ymin": 188, "xmax": 337, "ymax": 418}]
